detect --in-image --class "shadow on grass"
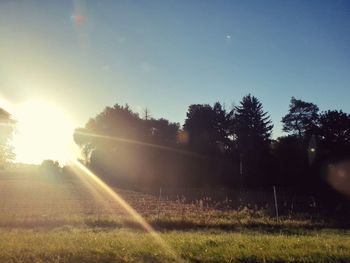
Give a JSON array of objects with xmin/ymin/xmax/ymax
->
[
  {"xmin": 149, "ymin": 219, "xmax": 325, "ymax": 234},
  {"xmin": 85, "ymin": 217, "xmax": 350, "ymax": 235},
  {"xmin": 1, "ymin": 217, "xmax": 350, "ymax": 235}
]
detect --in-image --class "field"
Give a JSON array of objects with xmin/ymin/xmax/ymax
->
[{"xmin": 1, "ymin": 164, "xmax": 350, "ymax": 263}]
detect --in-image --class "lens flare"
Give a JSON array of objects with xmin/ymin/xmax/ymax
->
[
  {"xmin": 326, "ymin": 159, "xmax": 350, "ymax": 197},
  {"xmin": 74, "ymin": 130, "xmax": 203, "ymax": 158},
  {"xmin": 72, "ymin": 15, "xmax": 86, "ymax": 26},
  {"xmin": 71, "ymin": 160, "xmax": 182, "ymax": 262}
]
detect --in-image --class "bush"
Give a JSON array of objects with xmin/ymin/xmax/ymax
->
[{"xmin": 39, "ymin": 160, "xmax": 61, "ymax": 175}]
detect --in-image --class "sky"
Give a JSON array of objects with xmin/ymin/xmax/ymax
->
[{"xmin": 1, "ymin": 0, "xmax": 350, "ymax": 137}]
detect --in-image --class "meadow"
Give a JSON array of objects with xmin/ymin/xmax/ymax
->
[{"xmin": 0, "ymin": 164, "xmax": 350, "ymax": 263}]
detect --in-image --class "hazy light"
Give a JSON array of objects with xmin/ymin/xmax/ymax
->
[
  {"xmin": 72, "ymin": 0, "xmax": 88, "ymax": 27},
  {"xmin": 12, "ymin": 100, "xmax": 76, "ymax": 164},
  {"xmin": 177, "ymin": 130, "xmax": 189, "ymax": 145},
  {"xmin": 71, "ymin": 15, "xmax": 86, "ymax": 26},
  {"xmin": 326, "ymin": 160, "xmax": 350, "ymax": 197}
]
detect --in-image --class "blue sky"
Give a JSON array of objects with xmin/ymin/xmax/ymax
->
[{"xmin": 1, "ymin": 0, "xmax": 350, "ymax": 137}]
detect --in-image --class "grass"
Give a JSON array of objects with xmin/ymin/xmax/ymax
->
[
  {"xmin": 0, "ymin": 164, "xmax": 350, "ymax": 262},
  {"xmin": 1, "ymin": 228, "xmax": 350, "ymax": 262}
]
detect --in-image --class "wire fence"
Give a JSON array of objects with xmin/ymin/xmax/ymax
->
[{"xmin": 142, "ymin": 186, "xmax": 321, "ymax": 217}]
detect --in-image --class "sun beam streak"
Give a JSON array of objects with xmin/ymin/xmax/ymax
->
[
  {"xmin": 71, "ymin": 160, "xmax": 182, "ymax": 262},
  {"xmin": 75, "ymin": 130, "xmax": 204, "ymax": 158},
  {"xmin": 68, "ymin": 165, "xmax": 116, "ymax": 214}
]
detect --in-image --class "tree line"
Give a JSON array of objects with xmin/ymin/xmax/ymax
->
[
  {"xmin": 0, "ymin": 94, "xmax": 349, "ymax": 211},
  {"xmin": 73, "ymin": 95, "xmax": 350, "ymax": 203}
]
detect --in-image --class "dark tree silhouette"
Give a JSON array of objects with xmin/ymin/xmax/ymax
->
[
  {"xmin": 73, "ymin": 103, "xmax": 183, "ymax": 189},
  {"xmin": 271, "ymin": 135, "xmax": 308, "ymax": 187},
  {"xmin": 71, "ymin": 97, "xmax": 350, "ymax": 215},
  {"xmin": 0, "ymin": 108, "xmax": 15, "ymax": 166},
  {"xmin": 318, "ymin": 110, "xmax": 350, "ymax": 147},
  {"xmin": 212, "ymin": 102, "xmax": 232, "ymax": 152},
  {"xmin": 315, "ymin": 110, "xmax": 350, "ymax": 175},
  {"xmin": 145, "ymin": 118, "xmax": 179, "ymax": 146},
  {"xmin": 312, "ymin": 111, "xmax": 350, "ymax": 214},
  {"xmin": 282, "ymin": 97, "xmax": 319, "ymax": 138},
  {"xmin": 183, "ymin": 102, "xmax": 235, "ymax": 186},
  {"xmin": 184, "ymin": 104, "xmax": 217, "ymax": 153},
  {"xmin": 85, "ymin": 104, "xmax": 142, "ymax": 140},
  {"xmin": 143, "ymin": 108, "xmax": 151, "ymax": 121},
  {"xmin": 74, "ymin": 103, "xmax": 145, "ymax": 164},
  {"xmin": 183, "ymin": 102, "xmax": 230, "ymax": 154},
  {"xmin": 234, "ymin": 94, "xmax": 273, "ymax": 187}
]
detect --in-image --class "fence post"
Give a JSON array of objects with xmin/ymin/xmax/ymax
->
[
  {"xmin": 157, "ymin": 187, "xmax": 162, "ymax": 220},
  {"xmin": 273, "ymin": 185, "xmax": 279, "ymax": 221}
]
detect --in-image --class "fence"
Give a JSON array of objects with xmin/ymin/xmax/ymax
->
[{"xmin": 142, "ymin": 186, "xmax": 321, "ymax": 216}]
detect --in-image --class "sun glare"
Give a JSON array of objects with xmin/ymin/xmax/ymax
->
[{"xmin": 12, "ymin": 100, "xmax": 76, "ymax": 165}]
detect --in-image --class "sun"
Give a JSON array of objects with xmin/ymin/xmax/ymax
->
[{"xmin": 12, "ymin": 100, "xmax": 76, "ymax": 165}]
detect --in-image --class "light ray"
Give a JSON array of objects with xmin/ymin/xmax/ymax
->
[
  {"xmin": 71, "ymin": 160, "xmax": 182, "ymax": 262},
  {"xmin": 75, "ymin": 130, "xmax": 204, "ymax": 159},
  {"xmin": 68, "ymin": 164, "xmax": 116, "ymax": 214}
]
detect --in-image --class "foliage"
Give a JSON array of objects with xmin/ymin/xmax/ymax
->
[
  {"xmin": 235, "ymin": 94, "xmax": 273, "ymax": 145},
  {"xmin": 271, "ymin": 135, "xmax": 309, "ymax": 187},
  {"xmin": 234, "ymin": 94, "xmax": 273, "ymax": 186},
  {"xmin": 183, "ymin": 102, "xmax": 231, "ymax": 154},
  {"xmin": 318, "ymin": 110, "xmax": 350, "ymax": 148},
  {"xmin": 73, "ymin": 104, "xmax": 183, "ymax": 188},
  {"xmin": 0, "ymin": 107, "xmax": 15, "ymax": 166},
  {"xmin": 74, "ymin": 104, "xmax": 180, "ymax": 162},
  {"xmin": 40, "ymin": 159, "xmax": 61, "ymax": 174},
  {"xmin": 282, "ymin": 97, "xmax": 319, "ymax": 138},
  {"xmin": 72, "ymin": 95, "xmax": 350, "ymax": 208}
]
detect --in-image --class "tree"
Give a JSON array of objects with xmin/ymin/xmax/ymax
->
[
  {"xmin": 282, "ymin": 97, "xmax": 319, "ymax": 138},
  {"xmin": 182, "ymin": 102, "xmax": 234, "ymax": 186},
  {"xmin": 311, "ymin": 111, "xmax": 350, "ymax": 214},
  {"xmin": 271, "ymin": 135, "xmax": 309, "ymax": 187},
  {"xmin": 74, "ymin": 104, "xmax": 141, "ymax": 164},
  {"xmin": 0, "ymin": 108, "xmax": 15, "ymax": 166},
  {"xmin": 85, "ymin": 103, "xmax": 142, "ymax": 140},
  {"xmin": 74, "ymin": 103, "xmax": 180, "ymax": 162},
  {"xmin": 143, "ymin": 108, "xmax": 151, "ymax": 121},
  {"xmin": 73, "ymin": 103, "xmax": 185, "ymax": 188},
  {"xmin": 234, "ymin": 94, "xmax": 273, "ymax": 186},
  {"xmin": 235, "ymin": 94, "xmax": 273, "ymax": 148},
  {"xmin": 318, "ymin": 110, "xmax": 350, "ymax": 147},
  {"xmin": 40, "ymin": 159, "xmax": 61, "ymax": 175},
  {"xmin": 146, "ymin": 118, "xmax": 179, "ymax": 146},
  {"xmin": 212, "ymin": 102, "xmax": 232, "ymax": 152},
  {"xmin": 73, "ymin": 127, "xmax": 95, "ymax": 164},
  {"xmin": 183, "ymin": 102, "xmax": 230, "ymax": 154}
]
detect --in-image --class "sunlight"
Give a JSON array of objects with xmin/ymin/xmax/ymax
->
[
  {"xmin": 12, "ymin": 100, "xmax": 76, "ymax": 164},
  {"xmin": 71, "ymin": 160, "xmax": 181, "ymax": 262}
]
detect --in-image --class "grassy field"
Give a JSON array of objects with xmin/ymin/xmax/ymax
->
[{"xmin": 0, "ymin": 164, "xmax": 350, "ymax": 262}]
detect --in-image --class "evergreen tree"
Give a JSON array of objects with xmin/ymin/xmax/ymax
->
[{"xmin": 234, "ymin": 94, "xmax": 273, "ymax": 186}]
